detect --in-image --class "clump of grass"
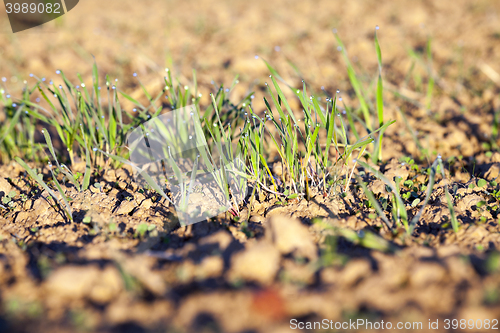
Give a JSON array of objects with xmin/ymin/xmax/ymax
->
[
  {"xmin": 0, "ymin": 29, "xmax": 399, "ymax": 222},
  {"xmin": 356, "ymin": 156, "xmax": 461, "ymax": 236},
  {"xmin": 14, "ymin": 156, "xmax": 73, "ymax": 222},
  {"xmin": 333, "ymin": 26, "xmax": 391, "ymax": 164}
]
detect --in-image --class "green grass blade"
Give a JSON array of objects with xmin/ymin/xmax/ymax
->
[
  {"xmin": 334, "ymin": 32, "xmax": 372, "ymax": 131},
  {"xmin": 15, "ymin": 157, "xmax": 73, "ymax": 222},
  {"xmin": 374, "ymin": 73, "xmax": 384, "ymax": 163},
  {"xmin": 358, "ymin": 160, "xmax": 409, "ymax": 232},
  {"xmin": 438, "ymin": 158, "xmax": 459, "ymax": 233},
  {"xmin": 0, "ymin": 105, "xmax": 23, "ymax": 147},
  {"xmin": 354, "ymin": 174, "xmax": 391, "ymax": 230},
  {"xmin": 409, "ymin": 158, "xmax": 438, "ymax": 233}
]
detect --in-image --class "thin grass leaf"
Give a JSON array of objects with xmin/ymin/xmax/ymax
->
[
  {"xmin": 354, "ymin": 174, "xmax": 391, "ymax": 230},
  {"xmin": 0, "ymin": 105, "xmax": 24, "ymax": 146},
  {"xmin": 409, "ymin": 158, "xmax": 438, "ymax": 233},
  {"xmin": 358, "ymin": 160, "xmax": 409, "ymax": 233},
  {"xmin": 334, "ymin": 33, "xmax": 372, "ymax": 131},
  {"xmin": 438, "ymin": 158, "xmax": 459, "ymax": 233},
  {"xmin": 15, "ymin": 157, "xmax": 73, "ymax": 221},
  {"xmin": 49, "ymin": 168, "xmax": 73, "ymax": 220}
]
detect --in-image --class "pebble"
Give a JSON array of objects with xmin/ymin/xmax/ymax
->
[
  {"xmin": 267, "ymin": 215, "xmax": 318, "ymax": 260},
  {"xmin": 228, "ymin": 241, "xmax": 280, "ymax": 285},
  {"xmin": 0, "ymin": 177, "xmax": 12, "ymax": 196},
  {"xmin": 116, "ymin": 200, "xmax": 136, "ymax": 215}
]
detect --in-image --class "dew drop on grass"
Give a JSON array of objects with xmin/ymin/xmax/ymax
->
[
  {"xmin": 6, "ymin": 94, "xmax": 10, "ymax": 98},
  {"xmin": 225, "ymin": 88, "xmax": 229, "ymax": 92},
  {"xmin": 53, "ymin": 94, "xmax": 57, "ymax": 98},
  {"xmin": 437, "ymin": 154, "xmax": 442, "ymax": 160},
  {"xmin": 342, "ymin": 110, "xmax": 346, "ymax": 114},
  {"xmin": 49, "ymin": 81, "xmax": 53, "ymax": 85},
  {"xmin": 339, "ymin": 97, "xmax": 343, "ymax": 101},
  {"xmin": 59, "ymin": 85, "xmax": 62, "ymax": 89},
  {"xmin": 93, "ymin": 148, "xmax": 97, "ymax": 151},
  {"xmin": 254, "ymin": 55, "xmax": 259, "ymax": 59},
  {"xmin": 337, "ymin": 46, "xmax": 342, "ymax": 51},
  {"xmin": 336, "ymin": 89, "xmax": 340, "ymax": 94},
  {"xmin": 376, "ymin": 25, "xmax": 380, "ymax": 30},
  {"xmin": 337, "ymin": 113, "xmax": 340, "ymax": 117},
  {"xmin": 274, "ymin": 46, "xmax": 280, "ymax": 52},
  {"xmin": 36, "ymin": 98, "xmax": 40, "ymax": 102},
  {"xmin": 76, "ymin": 86, "xmax": 80, "ymax": 89},
  {"xmin": 184, "ymin": 85, "xmax": 189, "ymax": 90},
  {"xmin": 133, "ymin": 108, "xmax": 137, "ymax": 112},
  {"xmin": 12, "ymin": 103, "xmax": 16, "ymax": 107},
  {"xmin": 56, "ymin": 70, "xmax": 61, "ymax": 74},
  {"xmin": 133, "ymin": 73, "xmax": 137, "ymax": 77},
  {"xmin": 25, "ymin": 111, "xmax": 28, "ymax": 114},
  {"xmin": 42, "ymin": 78, "xmax": 46, "ymax": 82},
  {"xmin": 251, "ymin": 95, "xmax": 255, "ymax": 99},
  {"xmin": 81, "ymin": 83, "xmax": 85, "ymax": 87},
  {"xmin": 332, "ymin": 28, "xmax": 338, "ymax": 33},
  {"xmin": 29, "ymin": 74, "xmax": 33, "ymax": 78},
  {"xmin": 112, "ymin": 86, "xmax": 116, "ymax": 90}
]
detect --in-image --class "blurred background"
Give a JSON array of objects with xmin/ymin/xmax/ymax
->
[{"xmin": 1, "ymin": 0, "xmax": 499, "ymax": 104}]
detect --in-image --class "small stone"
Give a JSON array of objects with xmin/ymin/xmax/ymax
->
[
  {"xmin": 410, "ymin": 262, "xmax": 447, "ymax": 287},
  {"xmin": 88, "ymin": 266, "xmax": 123, "ymax": 304},
  {"xmin": 340, "ymin": 259, "xmax": 371, "ymax": 287},
  {"xmin": 0, "ymin": 178, "xmax": 12, "ymax": 197},
  {"xmin": 116, "ymin": 200, "xmax": 136, "ymax": 215},
  {"xmin": 249, "ymin": 215, "xmax": 265, "ymax": 223},
  {"xmin": 469, "ymin": 226, "xmax": 489, "ymax": 242},
  {"xmin": 228, "ymin": 241, "xmax": 280, "ymax": 285},
  {"xmin": 32, "ymin": 197, "xmax": 51, "ymax": 216},
  {"xmin": 484, "ymin": 163, "xmax": 500, "ymax": 180},
  {"xmin": 140, "ymin": 198, "xmax": 153, "ymax": 210},
  {"xmin": 265, "ymin": 205, "xmax": 290, "ymax": 218},
  {"xmin": 199, "ymin": 230, "xmax": 233, "ymax": 250},
  {"xmin": 267, "ymin": 215, "xmax": 317, "ymax": 260},
  {"xmin": 45, "ymin": 265, "xmax": 100, "ymax": 299}
]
